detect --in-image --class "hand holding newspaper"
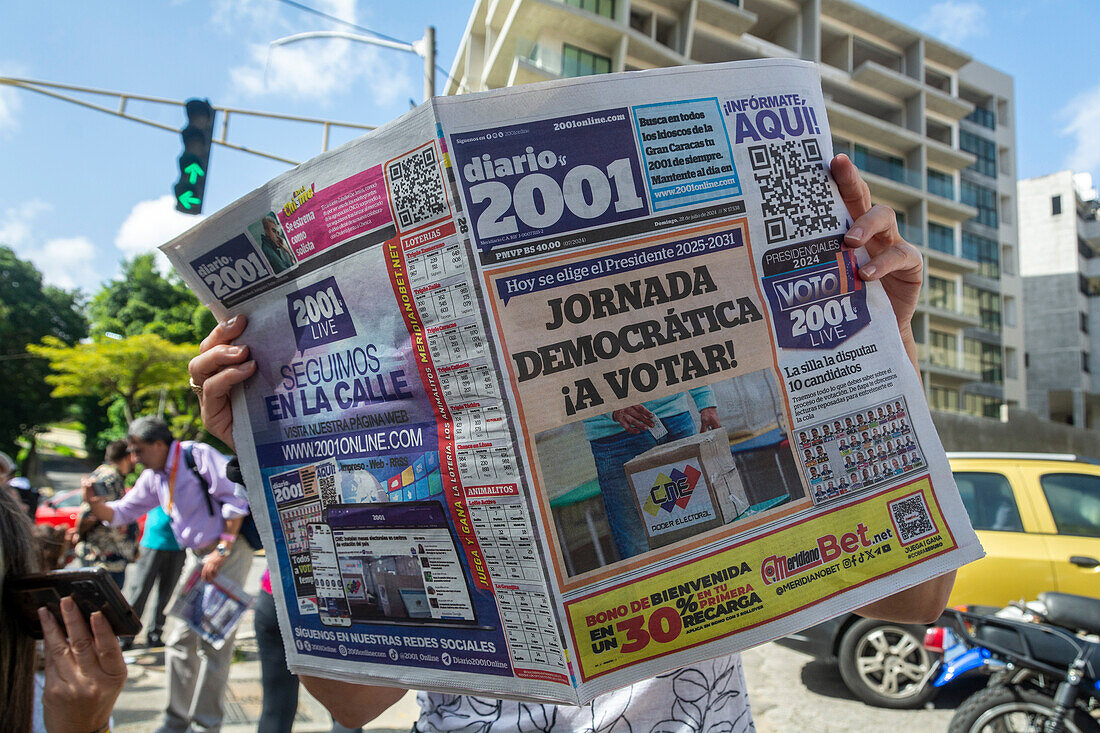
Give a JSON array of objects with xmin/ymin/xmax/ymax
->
[{"xmin": 166, "ymin": 59, "xmax": 982, "ymax": 705}]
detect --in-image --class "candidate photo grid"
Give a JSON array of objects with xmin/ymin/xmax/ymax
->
[{"xmin": 795, "ymin": 397, "xmax": 925, "ymax": 505}]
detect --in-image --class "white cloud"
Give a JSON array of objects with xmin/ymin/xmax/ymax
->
[
  {"xmin": 226, "ymin": 0, "xmax": 412, "ymax": 106},
  {"xmin": 920, "ymin": 1, "xmax": 987, "ymax": 46},
  {"xmin": 115, "ymin": 196, "xmax": 205, "ymax": 273},
  {"xmin": 0, "ymin": 199, "xmax": 51, "ymax": 248},
  {"xmin": 1062, "ymin": 84, "xmax": 1100, "ymax": 182},
  {"xmin": 34, "ymin": 237, "xmax": 97, "ymax": 290}
]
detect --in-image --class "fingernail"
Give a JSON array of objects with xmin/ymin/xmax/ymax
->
[
  {"xmin": 241, "ymin": 360, "xmax": 257, "ymax": 371},
  {"xmin": 226, "ymin": 315, "xmax": 239, "ymax": 328},
  {"xmin": 859, "ymin": 264, "xmax": 877, "ymax": 279},
  {"xmin": 845, "ymin": 227, "xmax": 864, "ymax": 242},
  {"xmin": 227, "ymin": 345, "xmax": 243, "ymax": 356}
]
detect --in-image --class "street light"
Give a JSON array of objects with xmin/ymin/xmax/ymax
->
[{"xmin": 267, "ymin": 26, "xmax": 436, "ymax": 103}]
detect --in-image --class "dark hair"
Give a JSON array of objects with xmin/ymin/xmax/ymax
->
[
  {"xmin": 33, "ymin": 524, "xmax": 69, "ymax": 570},
  {"xmin": 0, "ymin": 488, "xmax": 40, "ymax": 730},
  {"xmin": 127, "ymin": 416, "xmax": 174, "ymax": 446},
  {"xmin": 105, "ymin": 440, "xmax": 130, "ymax": 464}
]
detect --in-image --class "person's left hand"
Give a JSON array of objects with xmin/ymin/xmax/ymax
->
[
  {"xmin": 39, "ymin": 598, "xmax": 127, "ymax": 733},
  {"xmin": 201, "ymin": 549, "xmax": 227, "ymax": 582},
  {"xmin": 699, "ymin": 407, "xmax": 722, "ymax": 432},
  {"xmin": 831, "ymin": 154, "xmax": 923, "ymax": 338}
]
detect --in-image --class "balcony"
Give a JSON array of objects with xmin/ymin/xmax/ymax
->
[
  {"xmin": 920, "ymin": 345, "xmax": 981, "ymax": 383},
  {"xmin": 925, "ymin": 84, "xmax": 974, "ymax": 120},
  {"xmin": 918, "ymin": 298, "xmax": 980, "ymax": 329},
  {"xmin": 694, "ymin": 0, "xmax": 757, "ymax": 37},
  {"xmin": 851, "ymin": 60, "xmax": 921, "ymax": 100}
]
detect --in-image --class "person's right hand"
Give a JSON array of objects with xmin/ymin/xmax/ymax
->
[
  {"xmin": 611, "ymin": 405, "xmax": 656, "ymax": 434},
  {"xmin": 188, "ymin": 315, "xmax": 256, "ymax": 451},
  {"xmin": 39, "ymin": 598, "xmax": 127, "ymax": 733}
]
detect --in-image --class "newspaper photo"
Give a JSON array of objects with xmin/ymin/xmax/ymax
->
[{"xmin": 162, "ymin": 58, "xmax": 983, "ymax": 705}]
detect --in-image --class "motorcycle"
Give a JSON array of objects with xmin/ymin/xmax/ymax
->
[{"xmin": 923, "ymin": 592, "xmax": 1100, "ymax": 733}]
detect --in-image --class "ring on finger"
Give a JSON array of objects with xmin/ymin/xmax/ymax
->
[{"xmin": 189, "ymin": 378, "xmax": 203, "ymax": 397}]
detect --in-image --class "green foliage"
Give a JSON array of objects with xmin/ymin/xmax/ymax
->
[
  {"xmin": 88, "ymin": 253, "xmax": 214, "ymax": 344},
  {"xmin": 0, "ymin": 246, "xmax": 87, "ymax": 455},
  {"xmin": 29, "ymin": 333, "xmax": 196, "ymax": 427}
]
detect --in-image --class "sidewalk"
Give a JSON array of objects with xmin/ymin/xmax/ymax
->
[{"xmin": 112, "ymin": 606, "xmax": 421, "ymax": 732}]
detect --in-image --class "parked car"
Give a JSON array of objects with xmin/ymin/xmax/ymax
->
[
  {"xmin": 778, "ymin": 452, "xmax": 1100, "ymax": 709},
  {"xmin": 34, "ymin": 487, "xmax": 84, "ymax": 530},
  {"xmin": 35, "ymin": 486, "xmax": 146, "ymax": 541}
]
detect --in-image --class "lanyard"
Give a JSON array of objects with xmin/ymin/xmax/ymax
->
[{"xmin": 166, "ymin": 442, "xmax": 182, "ymax": 514}]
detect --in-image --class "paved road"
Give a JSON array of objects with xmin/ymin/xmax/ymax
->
[{"xmin": 741, "ymin": 640, "xmax": 984, "ymax": 732}]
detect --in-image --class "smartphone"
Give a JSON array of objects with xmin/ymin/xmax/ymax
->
[{"xmin": 5, "ymin": 566, "xmax": 143, "ymax": 639}]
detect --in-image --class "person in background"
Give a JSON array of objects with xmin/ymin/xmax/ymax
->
[
  {"xmin": 123, "ymin": 504, "xmax": 186, "ymax": 649},
  {"xmin": 187, "ymin": 155, "xmax": 958, "ymax": 732},
  {"xmin": 83, "ymin": 416, "xmax": 251, "ymax": 733},
  {"xmin": 253, "ymin": 568, "xmax": 364, "ymax": 733},
  {"xmin": 75, "ymin": 441, "xmax": 140, "ymax": 589},
  {"xmin": 1, "ymin": 484, "xmax": 127, "ymax": 733}
]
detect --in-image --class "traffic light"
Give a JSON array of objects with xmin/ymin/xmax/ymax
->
[{"xmin": 174, "ymin": 98, "xmax": 215, "ymax": 214}]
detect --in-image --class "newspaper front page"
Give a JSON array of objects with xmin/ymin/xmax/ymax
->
[{"xmin": 162, "ymin": 58, "xmax": 983, "ymax": 705}]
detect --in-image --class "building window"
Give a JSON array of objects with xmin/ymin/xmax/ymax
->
[
  {"xmin": 1084, "ymin": 352, "xmax": 1091, "ymax": 374},
  {"xmin": 965, "ymin": 105, "xmax": 996, "ymax": 130},
  {"xmin": 927, "ymin": 168, "xmax": 954, "ymax": 199},
  {"xmin": 927, "ymin": 276, "xmax": 955, "ymax": 311},
  {"xmin": 1079, "ymin": 237, "xmax": 1095, "ymax": 260},
  {"xmin": 852, "ymin": 144, "xmax": 917, "ymax": 188},
  {"xmin": 962, "ymin": 231, "xmax": 1000, "ymax": 278},
  {"xmin": 931, "ymin": 386, "xmax": 958, "ymax": 412},
  {"xmin": 561, "ymin": 44, "xmax": 612, "ymax": 78},
  {"xmin": 565, "ymin": 0, "xmax": 615, "ymax": 19},
  {"xmin": 1083, "ymin": 312, "xmax": 1089, "ymax": 334},
  {"xmin": 962, "ymin": 180, "xmax": 999, "ymax": 228},
  {"xmin": 960, "ymin": 131, "xmax": 997, "ymax": 178},
  {"xmin": 964, "ymin": 285, "xmax": 1002, "ymax": 332},
  {"xmin": 929, "ymin": 330, "xmax": 956, "ymax": 368},
  {"xmin": 1052, "ymin": 195, "xmax": 1062, "ymax": 216},
  {"xmin": 928, "ymin": 222, "xmax": 955, "ymax": 255}
]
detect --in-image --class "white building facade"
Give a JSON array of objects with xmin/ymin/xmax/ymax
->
[
  {"xmin": 1019, "ymin": 171, "xmax": 1100, "ymax": 427},
  {"xmin": 446, "ymin": 0, "xmax": 1024, "ymax": 417}
]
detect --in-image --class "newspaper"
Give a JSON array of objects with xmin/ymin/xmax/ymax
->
[
  {"xmin": 168, "ymin": 566, "xmax": 254, "ymax": 650},
  {"xmin": 162, "ymin": 58, "xmax": 983, "ymax": 705}
]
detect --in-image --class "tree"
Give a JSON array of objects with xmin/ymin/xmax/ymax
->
[
  {"xmin": 0, "ymin": 246, "xmax": 86, "ymax": 456},
  {"xmin": 88, "ymin": 253, "xmax": 216, "ymax": 344},
  {"xmin": 29, "ymin": 334, "xmax": 195, "ymax": 426}
]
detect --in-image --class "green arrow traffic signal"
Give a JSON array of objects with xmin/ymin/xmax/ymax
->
[
  {"xmin": 184, "ymin": 162, "xmax": 205, "ymax": 185},
  {"xmin": 174, "ymin": 99, "xmax": 215, "ymax": 215},
  {"xmin": 177, "ymin": 190, "xmax": 202, "ymax": 210}
]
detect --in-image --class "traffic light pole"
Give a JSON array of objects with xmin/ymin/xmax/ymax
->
[{"xmin": 0, "ymin": 76, "xmax": 376, "ymax": 165}]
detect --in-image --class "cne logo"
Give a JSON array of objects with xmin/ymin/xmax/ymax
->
[{"xmin": 642, "ymin": 465, "xmax": 701, "ymax": 517}]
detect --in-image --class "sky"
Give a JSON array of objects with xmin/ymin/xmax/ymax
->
[{"xmin": 1, "ymin": 0, "xmax": 1097, "ymax": 297}]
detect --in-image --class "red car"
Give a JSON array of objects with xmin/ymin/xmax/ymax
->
[
  {"xmin": 35, "ymin": 488, "xmax": 146, "ymax": 540},
  {"xmin": 34, "ymin": 488, "xmax": 84, "ymax": 529}
]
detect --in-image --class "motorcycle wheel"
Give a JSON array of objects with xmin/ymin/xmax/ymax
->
[
  {"xmin": 948, "ymin": 685, "xmax": 1100, "ymax": 733},
  {"xmin": 837, "ymin": 618, "xmax": 938, "ymax": 709}
]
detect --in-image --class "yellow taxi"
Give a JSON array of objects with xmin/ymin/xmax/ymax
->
[
  {"xmin": 779, "ymin": 452, "xmax": 1100, "ymax": 708},
  {"xmin": 949, "ymin": 453, "xmax": 1100, "ymax": 605}
]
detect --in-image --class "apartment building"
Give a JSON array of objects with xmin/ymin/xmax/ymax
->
[
  {"xmin": 1019, "ymin": 171, "xmax": 1100, "ymax": 427},
  {"xmin": 446, "ymin": 0, "xmax": 1024, "ymax": 417}
]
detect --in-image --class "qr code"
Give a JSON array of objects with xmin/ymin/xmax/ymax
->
[
  {"xmin": 387, "ymin": 145, "xmax": 449, "ymax": 231},
  {"xmin": 748, "ymin": 138, "xmax": 840, "ymax": 245},
  {"xmin": 889, "ymin": 493, "xmax": 937, "ymax": 545}
]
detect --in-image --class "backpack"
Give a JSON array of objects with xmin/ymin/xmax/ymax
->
[{"xmin": 182, "ymin": 444, "xmax": 263, "ymax": 550}]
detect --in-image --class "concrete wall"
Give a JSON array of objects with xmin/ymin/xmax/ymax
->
[{"xmin": 932, "ymin": 407, "xmax": 1100, "ymax": 459}]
